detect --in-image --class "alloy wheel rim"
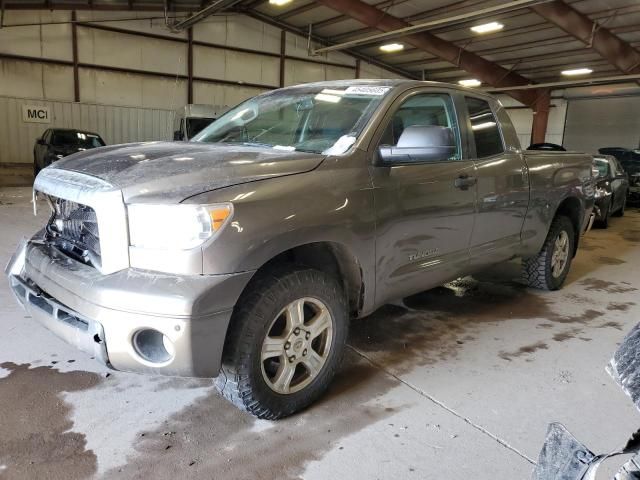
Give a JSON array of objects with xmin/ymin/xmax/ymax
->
[
  {"xmin": 551, "ymin": 230, "xmax": 570, "ymax": 278},
  {"xmin": 260, "ymin": 297, "xmax": 333, "ymax": 395}
]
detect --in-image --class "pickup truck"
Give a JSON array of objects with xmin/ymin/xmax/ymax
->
[{"xmin": 6, "ymin": 80, "xmax": 595, "ymax": 419}]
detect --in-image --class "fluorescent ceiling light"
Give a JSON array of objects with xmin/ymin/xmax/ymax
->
[
  {"xmin": 459, "ymin": 79, "xmax": 482, "ymax": 87},
  {"xmin": 471, "ymin": 22, "xmax": 504, "ymax": 34},
  {"xmin": 269, "ymin": 0, "xmax": 292, "ymax": 5},
  {"xmin": 561, "ymin": 67, "xmax": 593, "ymax": 76},
  {"xmin": 379, "ymin": 43, "xmax": 404, "ymax": 53}
]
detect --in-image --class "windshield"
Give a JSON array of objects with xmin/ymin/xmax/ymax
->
[
  {"xmin": 52, "ymin": 131, "xmax": 105, "ymax": 148},
  {"xmin": 594, "ymin": 159, "xmax": 609, "ymax": 178},
  {"xmin": 192, "ymin": 84, "xmax": 392, "ymax": 154}
]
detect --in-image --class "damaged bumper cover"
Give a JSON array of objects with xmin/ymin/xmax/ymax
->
[{"xmin": 6, "ymin": 239, "xmax": 253, "ymax": 377}]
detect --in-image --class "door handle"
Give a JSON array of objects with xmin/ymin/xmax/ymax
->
[{"xmin": 454, "ymin": 175, "xmax": 477, "ymax": 190}]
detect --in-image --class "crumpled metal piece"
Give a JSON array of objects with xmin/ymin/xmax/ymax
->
[
  {"xmin": 532, "ymin": 322, "xmax": 640, "ymax": 480},
  {"xmin": 614, "ymin": 454, "xmax": 640, "ymax": 480},
  {"xmin": 608, "ymin": 323, "xmax": 640, "ymax": 413},
  {"xmin": 532, "ymin": 423, "xmax": 596, "ymax": 480}
]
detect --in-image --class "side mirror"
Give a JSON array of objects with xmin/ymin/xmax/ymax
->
[
  {"xmin": 378, "ymin": 125, "xmax": 456, "ymax": 165},
  {"xmin": 173, "ymin": 130, "xmax": 185, "ymax": 141}
]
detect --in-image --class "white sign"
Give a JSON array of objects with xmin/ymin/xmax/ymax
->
[
  {"xmin": 22, "ymin": 105, "xmax": 50, "ymax": 124},
  {"xmin": 344, "ymin": 86, "xmax": 390, "ymax": 96}
]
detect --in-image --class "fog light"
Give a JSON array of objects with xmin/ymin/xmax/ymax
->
[{"xmin": 133, "ymin": 329, "xmax": 175, "ymax": 364}]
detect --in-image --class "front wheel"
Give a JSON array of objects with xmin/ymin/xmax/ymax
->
[
  {"xmin": 216, "ymin": 266, "xmax": 348, "ymax": 419},
  {"xmin": 597, "ymin": 201, "xmax": 611, "ymax": 228},
  {"xmin": 522, "ymin": 215, "xmax": 575, "ymax": 291}
]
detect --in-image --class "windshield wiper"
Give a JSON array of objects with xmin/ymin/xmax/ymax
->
[
  {"xmin": 293, "ymin": 147, "xmax": 321, "ymax": 154},
  {"xmin": 241, "ymin": 142, "xmax": 273, "ymax": 148}
]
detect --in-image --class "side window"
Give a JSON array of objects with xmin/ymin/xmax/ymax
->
[
  {"xmin": 379, "ymin": 93, "xmax": 461, "ymax": 161},
  {"xmin": 465, "ymin": 97, "xmax": 504, "ymax": 158}
]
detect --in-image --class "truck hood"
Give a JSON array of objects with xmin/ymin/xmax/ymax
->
[{"xmin": 50, "ymin": 141, "xmax": 325, "ymax": 203}]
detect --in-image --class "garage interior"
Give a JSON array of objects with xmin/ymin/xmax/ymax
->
[{"xmin": 1, "ymin": 0, "xmax": 640, "ymax": 479}]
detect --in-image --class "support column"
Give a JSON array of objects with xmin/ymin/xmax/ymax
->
[
  {"xmin": 530, "ymin": 89, "xmax": 551, "ymax": 145},
  {"xmin": 279, "ymin": 30, "xmax": 286, "ymax": 87},
  {"xmin": 71, "ymin": 10, "xmax": 80, "ymax": 102},
  {"xmin": 187, "ymin": 26, "xmax": 193, "ymax": 104}
]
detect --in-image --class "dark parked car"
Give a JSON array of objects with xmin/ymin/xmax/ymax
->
[
  {"xmin": 598, "ymin": 147, "xmax": 640, "ymax": 175},
  {"xmin": 592, "ymin": 154, "xmax": 628, "ymax": 227},
  {"xmin": 599, "ymin": 147, "xmax": 640, "ymax": 204},
  {"xmin": 527, "ymin": 142, "xmax": 566, "ymax": 151},
  {"xmin": 34, "ymin": 128, "xmax": 105, "ymax": 176}
]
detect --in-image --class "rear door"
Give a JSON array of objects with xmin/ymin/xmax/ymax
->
[
  {"xmin": 370, "ymin": 89, "xmax": 477, "ymax": 305},
  {"xmin": 463, "ymin": 96, "xmax": 529, "ymax": 268}
]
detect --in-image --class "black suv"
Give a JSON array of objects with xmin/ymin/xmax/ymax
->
[{"xmin": 34, "ymin": 128, "xmax": 106, "ymax": 176}]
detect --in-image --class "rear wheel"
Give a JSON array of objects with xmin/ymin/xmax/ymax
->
[
  {"xmin": 215, "ymin": 266, "xmax": 348, "ymax": 419},
  {"xmin": 613, "ymin": 193, "xmax": 626, "ymax": 217},
  {"xmin": 522, "ymin": 215, "xmax": 575, "ymax": 291}
]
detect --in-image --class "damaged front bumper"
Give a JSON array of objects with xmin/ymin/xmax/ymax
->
[{"xmin": 5, "ymin": 239, "xmax": 254, "ymax": 377}]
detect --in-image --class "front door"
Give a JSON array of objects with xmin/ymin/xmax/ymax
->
[{"xmin": 370, "ymin": 90, "xmax": 477, "ymax": 305}]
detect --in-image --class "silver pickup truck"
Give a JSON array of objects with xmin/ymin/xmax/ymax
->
[{"xmin": 6, "ymin": 80, "xmax": 594, "ymax": 419}]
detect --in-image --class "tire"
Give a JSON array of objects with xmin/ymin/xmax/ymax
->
[
  {"xmin": 597, "ymin": 201, "xmax": 610, "ymax": 228},
  {"xmin": 215, "ymin": 266, "xmax": 348, "ymax": 419},
  {"xmin": 613, "ymin": 193, "xmax": 626, "ymax": 217},
  {"xmin": 522, "ymin": 215, "xmax": 575, "ymax": 291}
]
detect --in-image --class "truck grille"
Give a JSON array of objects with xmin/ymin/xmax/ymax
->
[{"xmin": 45, "ymin": 196, "xmax": 101, "ymax": 267}]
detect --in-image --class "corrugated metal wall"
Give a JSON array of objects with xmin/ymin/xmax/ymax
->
[
  {"xmin": 0, "ymin": 10, "xmax": 404, "ymax": 166},
  {"xmin": 0, "ymin": 95, "xmax": 174, "ymax": 164},
  {"xmin": 497, "ymin": 95, "xmax": 568, "ymax": 149},
  {"xmin": 563, "ymin": 96, "xmax": 640, "ymax": 153}
]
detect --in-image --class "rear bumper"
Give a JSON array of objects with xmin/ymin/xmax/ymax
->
[{"xmin": 6, "ymin": 239, "xmax": 254, "ymax": 377}]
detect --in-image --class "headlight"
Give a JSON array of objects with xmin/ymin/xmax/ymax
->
[
  {"xmin": 594, "ymin": 187, "xmax": 609, "ymax": 199},
  {"xmin": 127, "ymin": 203, "xmax": 232, "ymax": 250}
]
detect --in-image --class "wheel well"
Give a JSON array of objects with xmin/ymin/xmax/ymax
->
[
  {"xmin": 554, "ymin": 197, "xmax": 582, "ymax": 256},
  {"xmin": 257, "ymin": 242, "xmax": 364, "ymax": 317}
]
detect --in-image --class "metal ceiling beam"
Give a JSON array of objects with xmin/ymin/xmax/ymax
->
[
  {"xmin": 340, "ymin": 3, "xmax": 640, "ymax": 67},
  {"xmin": 314, "ymin": 0, "xmax": 540, "ymax": 106},
  {"xmin": 169, "ymin": 0, "xmax": 243, "ymax": 31},
  {"xmin": 313, "ymin": 0, "xmax": 409, "ymax": 30},
  {"xmin": 241, "ymin": 8, "xmax": 419, "ymax": 80},
  {"xmin": 3, "ymin": 2, "xmax": 197, "ymax": 11},
  {"xmin": 326, "ymin": 0, "xmax": 639, "ymax": 46},
  {"xmin": 482, "ymin": 72, "xmax": 640, "ymax": 92},
  {"xmin": 327, "ymin": 0, "xmax": 511, "ymax": 44},
  {"xmin": 312, "ymin": 0, "xmax": 550, "ymax": 54},
  {"xmin": 276, "ymin": 1, "xmax": 326, "ymax": 21},
  {"xmin": 531, "ymin": 0, "xmax": 640, "ymax": 74}
]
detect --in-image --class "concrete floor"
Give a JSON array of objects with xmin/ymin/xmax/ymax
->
[{"xmin": 1, "ymin": 185, "xmax": 639, "ymax": 480}]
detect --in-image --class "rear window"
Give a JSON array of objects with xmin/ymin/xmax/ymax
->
[{"xmin": 465, "ymin": 97, "xmax": 504, "ymax": 158}]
